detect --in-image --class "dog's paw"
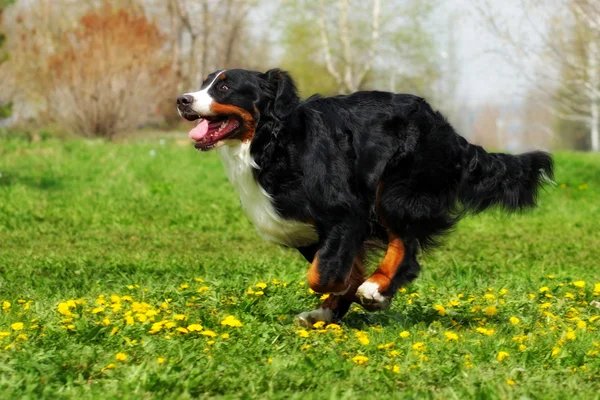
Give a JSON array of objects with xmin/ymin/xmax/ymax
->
[
  {"xmin": 356, "ymin": 281, "xmax": 391, "ymax": 310},
  {"xmin": 296, "ymin": 307, "xmax": 333, "ymax": 327}
]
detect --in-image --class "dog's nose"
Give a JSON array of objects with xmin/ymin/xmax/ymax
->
[{"xmin": 177, "ymin": 95, "xmax": 194, "ymax": 107}]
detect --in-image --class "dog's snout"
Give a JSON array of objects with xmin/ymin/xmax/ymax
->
[{"xmin": 177, "ymin": 95, "xmax": 194, "ymax": 108}]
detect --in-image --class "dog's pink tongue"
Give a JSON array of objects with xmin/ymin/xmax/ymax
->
[{"xmin": 189, "ymin": 119, "xmax": 209, "ymax": 140}]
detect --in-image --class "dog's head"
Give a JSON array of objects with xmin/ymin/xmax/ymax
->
[{"xmin": 177, "ymin": 68, "xmax": 297, "ymax": 151}]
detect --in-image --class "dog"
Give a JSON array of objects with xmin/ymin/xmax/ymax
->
[{"xmin": 176, "ymin": 68, "xmax": 554, "ymax": 325}]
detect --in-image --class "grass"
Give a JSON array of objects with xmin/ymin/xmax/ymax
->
[{"xmin": 1, "ymin": 136, "xmax": 599, "ymax": 399}]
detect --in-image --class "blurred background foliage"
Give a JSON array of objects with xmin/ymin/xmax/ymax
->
[{"xmin": 0, "ymin": 0, "xmax": 599, "ymax": 151}]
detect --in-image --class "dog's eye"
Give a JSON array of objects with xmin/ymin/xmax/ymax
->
[{"xmin": 218, "ymin": 83, "xmax": 229, "ymax": 92}]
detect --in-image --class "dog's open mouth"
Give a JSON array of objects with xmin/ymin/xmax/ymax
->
[{"xmin": 188, "ymin": 115, "xmax": 241, "ymax": 151}]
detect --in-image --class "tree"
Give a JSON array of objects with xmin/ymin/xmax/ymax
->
[
  {"xmin": 0, "ymin": 0, "xmax": 15, "ymax": 120},
  {"xmin": 278, "ymin": 0, "xmax": 440, "ymax": 97},
  {"xmin": 478, "ymin": 0, "xmax": 600, "ymax": 151}
]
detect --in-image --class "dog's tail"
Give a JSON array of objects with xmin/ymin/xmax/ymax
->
[{"xmin": 458, "ymin": 141, "xmax": 554, "ymax": 213}]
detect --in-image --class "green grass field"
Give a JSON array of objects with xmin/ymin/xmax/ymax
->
[{"xmin": 1, "ymin": 136, "xmax": 599, "ymax": 399}]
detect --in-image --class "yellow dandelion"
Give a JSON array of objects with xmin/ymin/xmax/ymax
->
[
  {"xmin": 173, "ymin": 314, "xmax": 187, "ymax": 321},
  {"xmin": 399, "ymin": 331, "xmax": 410, "ymax": 338},
  {"xmin": 499, "ymin": 288, "xmax": 508, "ymax": 295},
  {"xmin": 0, "ymin": 331, "xmax": 10, "ymax": 337},
  {"xmin": 176, "ymin": 327, "xmax": 189, "ymax": 334},
  {"xmin": 221, "ymin": 315, "xmax": 243, "ymax": 327},
  {"xmin": 197, "ymin": 286, "xmax": 210, "ymax": 294},
  {"xmin": 594, "ymin": 283, "xmax": 600, "ymax": 292},
  {"xmin": 301, "ymin": 344, "xmax": 311, "ymax": 351},
  {"xmin": 178, "ymin": 284, "xmax": 189, "ymax": 290},
  {"xmin": 320, "ymin": 294, "xmax": 330, "ymax": 301},
  {"xmin": 539, "ymin": 302, "xmax": 551, "ymax": 310},
  {"xmin": 157, "ymin": 357, "xmax": 166, "ymax": 364},
  {"xmin": 577, "ymin": 320, "xmax": 587, "ymax": 329},
  {"xmin": 378, "ymin": 342, "xmax": 394, "ymax": 350},
  {"xmin": 326, "ymin": 323, "xmax": 342, "ymax": 330},
  {"xmin": 296, "ymin": 329, "xmax": 310, "ymax": 338},
  {"xmin": 125, "ymin": 315, "xmax": 135, "ymax": 326},
  {"xmin": 221, "ymin": 333, "xmax": 230, "ymax": 339},
  {"xmin": 572, "ymin": 281, "xmax": 585, "ymax": 288},
  {"xmin": 115, "ymin": 352, "xmax": 127, "ymax": 361},
  {"xmin": 565, "ymin": 329, "xmax": 576, "ymax": 341},
  {"xmin": 444, "ymin": 331, "xmax": 459, "ymax": 341},
  {"xmin": 392, "ymin": 365, "xmax": 400, "ymax": 374},
  {"xmin": 92, "ymin": 307, "xmax": 105, "ymax": 314},
  {"xmin": 475, "ymin": 327, "xmax": 494, "ymax": 336},
  {"xmin": 110, "ymin": 326, "xmax": 119, "ymax": 335},
  {"xmin": 506, "ymin": 378, "xmax": 516, "ymax": 386},
  {"xmin": 565, "ymin": 292, "xmax": 575, "ymax": 299},
  {"xmin": 255, "ymin": 282, "xmax": 267, "ymax": 289},
  {"xmin": 352, "ymin": 355, "xmax": 368, "ymax": 364},
  {"xmin": 2, "ymin": 301, "xmax": 11, "ymax": 311},
  {"xmin": 519, "ymin": 344, "xmax": 527, "ymax": 351},
  {"xmin": 412, "ymin": 342, "xmax": 426, "ymax": 352},
  {"xmin": 484, "ymin": 306, "xmax": 497, "ymax": 316},
  {"xmin": 539, "ymin": 287, "xmax": 550, "ymax": 293},
  {"xmin": 433, "ymin": 304, "xmax": 446, "ymax": 316},
  {"xmin": 187, "ymin": 324, "xmax": 203, "ymax": 332},
  {"xmin": 551, "ymin": 347, "xmax": 561, "ymax": 357},
  {"xmin": 509, "ymin": 317, "xmax": 520, "ymax": 325},
  {"xmin": 313, "ymin": 321, "xmax": 326, "ymax": 329},
  {"xmin": 102, "ymin": 363, "xmax": 117, "ymax": 371},
  {"xmin": 496, "ymin": 351, "xmax": 510, "ymax": 362},
  {"xmin": 10, "ymin": 322, "xmax": 24, "ymax": 331},
  {"xmin": 15, "ymin": 334, "xmax": 27, "ymax": 341},
  {"xmin": 57, "ymin": 302, "xmax": 73, "ymax": 316},
  {"xmin": 355, "ymin": 331, "xmax": 369, "ymax": 345},
  {"xmin": 200, "ymin": 330, "xmax": 217, "ymax": 337}
]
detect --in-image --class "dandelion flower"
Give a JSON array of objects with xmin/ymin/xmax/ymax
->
[
  {"xmin": 10, "ymin": 322, "xmax": 23, "ymax": 331},
  {"xmin": 2, "ymin": 301, "xmax": 10, "ymax": 311},
  {"xmin": 57, "ymin": 302, "xmax": 73, "ymax": 316},
  {"xmin": 256, "ymin": 282, "xmax": 267, "ymax": 289},
  {"xmin": 176, "ymin": 327, "xmax": 189, "ymax": 334},
  {"xmin": 115, "ymin": 352, "xmax": 127, "ymax": 361},
  {"xmin": 475, "ymin": 327, "xmax": 494, "ymax": 336},
  {"xmin": 301, "ymin": 344, "xmax": 311, "ymax": 351},
  {"xmin": 565, "ymin": 329, "xmax": 576, "ymax": 341},
  {"xmin": 412, "ymin": 342, "xmax": 426, "ymax": 352},
  {"xmin": 200, "ymin": 330, "xmax": 217, "ymax": 337},
  {"xmin": 187, "ymin": 324, "xmax": 203, "ymax": 332},
  {"xmin": 551, "ymin": 347, "xmax": 561, "ymax": 356},
  {"xmin": 572, "ymin": 281, "xmax": 585, "ymax": 288},
  {"xmin": 221, "ymin": 315, "xmax": 243, "ymax": 327},
  {"xmin": 92, "ymin": 307, "xmax": 105, "ymax": 314},
  {"xmin": 110, "ymin": 327, "xmax": 119, "ymax": 335},
  {"xmin": 539, "ymin": 287, "xmax": 550, "ymax": 293},
  {"xmin": 433, "ymin": 304, "xmax": 446, "ymax": 316},
  {"xmin": 484, "ymin": 306, "xmax": 497, "ymax": 316},
  {"xmin": 313, "ymin": 321, "xmax": 326, "ymax": 329},
  {"xmin": 352, "ymin": 355, "xmax": 368, "ymax": 364},
  {"xmin": 326, "ymin": 323, "xmax": 341, "ymax": 330},
  {"xmin": 392, "ymin": 365, "xmax": 400, "ymax": 374},
  {"xmin": 197, "ymin": 286, "xmax": 210, "ymax": 294},
  {"xmin": 539, "ymin": 302, "xmax": 551, "ymax": 310},
  {"xmin": 506, "ymin": 378, "xmax": 516, "ymax": 386},
  {"xmin": 519, "ymin": 344, "xmax": 527, "ymax": 351},
  {"xmin": 509, "ymin": 317, "xmax": 520, "ymax": 325},
  {"xmin": 355, "ymin": 331, "xmax": 369, "ymax": 345},
  {"xmin": 496, "ymin": 351, "xmax": 510, "ymax": 362},
  {"xmin": 0, "ymin": 331, "xmax": 10, "ymax": 337},
  {"xmin": 444, "ymin": 331, "xmax": 459, "ymax": 341},
  {"xmin": 296, "ymin": 329, "xmax": 310, "ymax": 338},
  {"xmin": 320, "ymin": 294, "xmax": 330, "ymax": 301},
  {"xmin": 221, "ymin": 333, "xmax": 230, "ymax": 339},
  {"xmin": 157, "ymin": 357, "xmax": 166, "ymax": 364},
  {"xmin": 399, "ymin": 331, "xmax": 410, "ymax": 338}
]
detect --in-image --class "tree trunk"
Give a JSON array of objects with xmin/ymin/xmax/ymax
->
[{"xmin": 590, "ymin": 40, "xmax": 599, "ymax": 152}]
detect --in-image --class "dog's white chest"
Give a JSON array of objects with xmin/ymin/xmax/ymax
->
[{"xmin": 217, "ymin": 142, "xmax": 318, "ymax": 247}]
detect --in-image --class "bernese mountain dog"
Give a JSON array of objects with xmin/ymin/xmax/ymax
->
[{"xmin": 176, "ymin": 68, "xmax": 554, "ymax": 326}]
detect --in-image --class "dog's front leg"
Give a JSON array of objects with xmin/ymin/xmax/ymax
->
[{"xmin": 296, "ymin": 219, "xmax": 366, "ymax": 326}]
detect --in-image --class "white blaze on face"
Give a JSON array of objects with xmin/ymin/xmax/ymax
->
[{"xmin": 183, "ymin": 70, "xmax": 226, "ymax": 116}]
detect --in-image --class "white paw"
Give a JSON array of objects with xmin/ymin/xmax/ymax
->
[
  {"xmin": 296, "ymin": 307, "xmax": 333, "ymax": 327},
  {"xmin": 356, "ymin": 281, "xmax": 390, "ymax": 310}
]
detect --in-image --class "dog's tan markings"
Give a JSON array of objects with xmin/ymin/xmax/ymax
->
[
  {"xmin": 210, "ymin": 103, "xmax": 257, "ymax": 142},
  {"xmin": 367, "ymin": 232, "xmax": 405, "ymax": 293},
  {"xmin": 307, "ymin": 254, "xmax": 351, "ymax": 294},
  {"xmin": 217, "ymin": 73, "xmax": 227, "ymax": 80}
]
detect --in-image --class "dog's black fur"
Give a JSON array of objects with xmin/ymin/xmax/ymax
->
[{"xmin": 178, "ymin": 68, "xmax": 554, "ymax": 310}]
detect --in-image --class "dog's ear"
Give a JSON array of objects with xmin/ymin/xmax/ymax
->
[{"xmin": 261, "ymin": 69, "xmax": 299, "ymax": 121}]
